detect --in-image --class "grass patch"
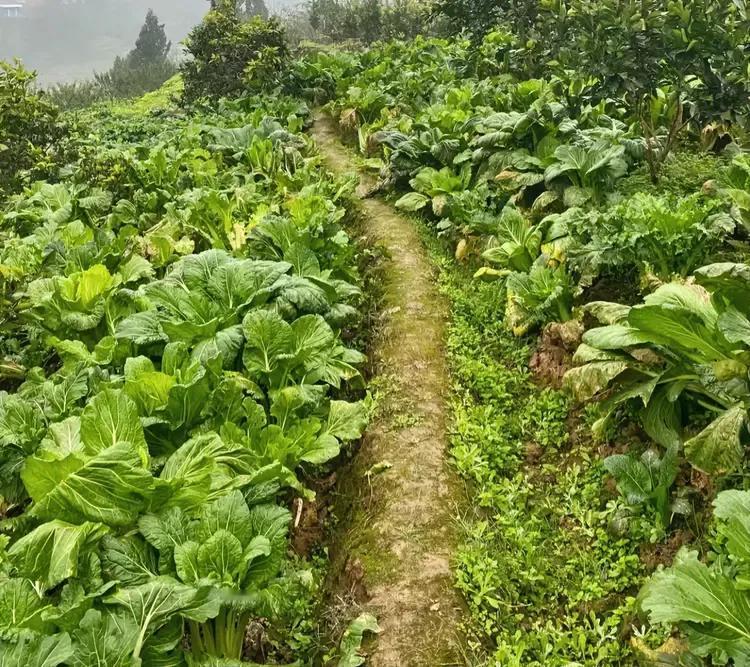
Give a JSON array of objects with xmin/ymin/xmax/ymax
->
[{"xmin": 418, "ymin": 227, "xmax": 655, "ymax": 666}]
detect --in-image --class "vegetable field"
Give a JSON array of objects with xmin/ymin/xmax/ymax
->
[
  {"xmin": 0, "ymin": 75, "xmax": 369, "ymax": 664},
  {"xmin": 3, "ymin": 1, "xmax": 750, "ymax": 665}
]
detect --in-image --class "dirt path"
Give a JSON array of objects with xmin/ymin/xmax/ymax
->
[{"xmin": 311, "ymin": 114, "xmax": 468, "ymax": 666}]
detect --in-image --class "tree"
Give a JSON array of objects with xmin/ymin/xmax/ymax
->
[
  {"xmin": 0, "ymin": 61, "xmax": 65, "ymax": 197},
  {"xmin": 431, "ymin": 0, "xmax": 504, "ymax": 36},
  {"xmin": 129, "ymin": 10, "xmax": 171, "ymax": 66},
  {"xmin": 358, "ymin": 0, "xmax": 382, "ymax": 43},
  {"xmin": 207, "ymin": 0, "xmax": 269, "ymax": 19},
  {"xmin": 182, "ymin": 11, "xmax": 288, "ymax": 102}
]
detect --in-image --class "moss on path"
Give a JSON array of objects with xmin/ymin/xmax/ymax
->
[{"xmin": 311, "ymin": 114, "xmax": 469, "ymax": 667}]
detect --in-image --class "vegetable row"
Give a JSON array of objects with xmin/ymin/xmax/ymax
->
[{"xmin": 0, "ymin": 93, "xmax": 368, "ymax": 665}]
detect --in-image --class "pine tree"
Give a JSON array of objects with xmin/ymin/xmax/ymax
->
[{"xmin": 129, "ymin": 10, "xmax": 171, "ymax": 66}]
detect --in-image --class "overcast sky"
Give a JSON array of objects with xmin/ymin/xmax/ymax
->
[{"xmin": 0, "ymin": 0, "xmax": 301, "ymax": 85}]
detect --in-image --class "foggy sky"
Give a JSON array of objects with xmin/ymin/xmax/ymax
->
[{"xmin": 0, "ymin": 0, "xmax": 301, "ymax": 85}]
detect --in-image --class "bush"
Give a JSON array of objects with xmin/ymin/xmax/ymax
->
[
  {"xmin": 0, "ymin": 61, "xmax": 65, "ymax": 196},
  {"xmin": 46, "ymin": 80, "xmax": 105, "ymax": 111},
  {"xmin": 182, "ymin": 11, "xmax": 288, "ymax": 103},
  {"xmin": 94, "ymin": 57, "xmax": 177, "ymax": 99}
]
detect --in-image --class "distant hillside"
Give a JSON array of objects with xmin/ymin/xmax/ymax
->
[{"xmin": 0, "ymin": 0, "xmax": 303, "ymax": 84}]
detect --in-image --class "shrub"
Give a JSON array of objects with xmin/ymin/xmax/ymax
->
[
  {"xmin": 94, "ymin": 57, "xmax": 177, "ymax": 100},
  {"xmin": 181, "ymin": 11, "xmax": 289, "ymax": 103},
  {"xmin": 46, "ymin": 80, "xmax": 106, "ymax": 111},
  {"xmin": 0, "ymin": 61, "xmax": 65, "ymax": 197}
]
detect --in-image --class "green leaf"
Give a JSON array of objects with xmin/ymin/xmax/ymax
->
[
  {"xmin": 713, "ymin": 490, "xmax": 750, "ymax": 562},
  {"xmin": 394, "ymin": 192, "xmax": 429, "ymax": 212},
  {"xmin": 604, "ymin": 455, "xmax": 652, "ymax": 505},
  {"xmin": 47, "ymin": 417, "xmax": 83, "ymax": 455},
  {"xmin": 562, "ymin": 185, "xmax": 591, "ymax": 207},
  {"xmin": 563, "ymin": 361, "xmax": 630, "ymax": 402},
  {"xmin": 684, "ymin": 404, "xmax": 746, "ymax": 474},
  {"xmin": 23, "ymin": 442, "xmax": 153, "ymax": 527},
  {"xmin": 156, "ymin": 434, "xmax": 225, "ymax": 510},
  {"xmin": 118, "ymin": 256, "xmax": 154, "ymax": 285},
  {"xmin": 325, "ymin": 400, "xmax": 368, "ymax": 442},
  {"xmin": 174, "ymin": 542, "xmax": 201, "ymax": 585},
  {"xmin": 642, "ymin": 389, "xmax": 682, "ymax": 450},
  {"xmin": 72, "ymin": 265, "xmax": 116, "ymax": 309},
  {"xmin": 584, "ymin": 301, "xmax": 631, "ymax": 325},
  {"xmin": 0, "ymin": 395, "xmax": 45, "ymax": 450},
  {"xmin": 300, "ymin": 432, "xmax": 340, "ymax": 465},
  {"xmin": 640, "ymin": 549, "xmax": 750, "ymax": 664},
  {"xmin": 628, "ymin": 305, "xmax": 724, "ymax": 364},
  {"xmin": 337, "ymin": 612, "xmax": 380, "ymax": 667},
  {"xmin": 0, "ymin": 632, "xmax": 73, "ymax": 667},
  {"xmin": 0, "ymin": 579, "xmax": 53, "ymax": 635},
  {"xmin": 105, "ymin": 577, "xmax": 220, "ymax": 655},
  {"xmin": 8, "ymin": 520, "xmax": 108, "ymax": 590},
  {"xmin": 242, "ymin": 310, "xmax": 294, "ymax": 377},
  {"xmin": 101, "ymin": 534, "xmax": 158, "ymax": 587},
  {"xmin": 80, "ymin": 389, "xmax": 148, "ymax": 458},
  {"xmin": 196, "ymin": 530, "xmax": 245, "ymax": 584},
  {"xmin": 196, "ymin": 491, "xmax": 252, "ymax": 546},
  {"xmin": 718, "ymin": 306, "xmax": 750, "ymax": 346},
  {"xmin": 115, "ymin": 310, "xmax": 168, "ymax": 346},
  {"xmin": 123, "ymin": 357, "xmax": 175, "ymax": 414},
  {"xmin": 69, "ymin": 609, "xmax": 138, "ymax": 667},
  {"xmin": 582, "ymin": 324, "xmax": 655, "ymax": 349}
]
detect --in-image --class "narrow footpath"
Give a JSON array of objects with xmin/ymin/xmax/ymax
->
[{"xmin": 311, "ymin": 114, "xmax": 468, "ymax": 666}]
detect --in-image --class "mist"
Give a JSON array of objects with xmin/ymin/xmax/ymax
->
[{"xmin": 0, "ymin": 0, "xmax": 301, "ymax": 85}]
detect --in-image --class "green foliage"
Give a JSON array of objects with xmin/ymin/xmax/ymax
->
[
  {"xmin": 720, "ymin": 152, "xmax": 750, "ymax": 229},
  {"xmin": 640, "ymin": 489, "xmax": 750, "ymax": 665},
  {"xmin": 0, "ymin": 61, "xmax": 65, "ymax": 197},
  {"xmin": 567, "ymin": 192, "xmax": 735, "ymax": 283},
  {"xmin": 93, "ymin": 57, "xmax": 178, "ymax": 101},
  {"xmin": 0, "ymin": 76, "xmax": 368, "ymax": 664},
  {"xmin": 182, "ymin": 12, "xmax": 289, "ymax": 103},
  {"xmin": 211, "ymin": 0, "xmax": 270, "ymax": 19},
  {"xmin": 302, "ymin": 5, "xmax": 750, "ymax": 664},
  {"xmin": 437, "ymin": 257, "xmax": 643, "ymax": 665},
  {"xmin": 604, "ymin": 446, "xmax": 679, "ymax": 526},
  {"xmin": 430, "ymin": 0, "xmax": 508, "ymax": 37},
  {"xmin": 433, "ymin": 0, "xmax": 750, "ymax": 129},
  {"xmin": 482, "ymin": 206, "xmax": 542, "ymax": 272},
  {"xmin": 566, "ymin": 267, "xmax": 750, "ymax": 476},
  {"xmin": 505, "ymin": 261, "xmax": 574, "ymax": 336},
  {"xmin": 336, "ymin": 612, "xmax": 380, "ymax": 666},
  {"xmin": 309, "ymin": 0, "xmax": 428, "ymax": 43}
]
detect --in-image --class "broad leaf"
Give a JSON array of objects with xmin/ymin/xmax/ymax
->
[
  {"xmin": 640, "ymin": 549, "xmax": 750, "ymax": 664},
  {"xmin": 80, "ymin": 389, "xmax": 148, "ymax": 459},
  {"xmin": 23, "ymin": 442, "xmax": 153, "ymax": 527},
  {"xmin": 684, "ymin": 404, "xmax": 746, "ymax": 474},
  {"xmin": 8, "ymin": 520, "xmax": 108, "ymax": 590}
]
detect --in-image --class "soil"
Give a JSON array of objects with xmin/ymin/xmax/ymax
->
[
  {"xmin": 529, "ymin": 320, "xmax": 583, "ymax": 387},
  {"xmin": 289, "ymin": 472, "xmax": 340, "ymax": 558},
  {"xmin": 640, "ymin": 528, "xmax": 694, "ymax": 570},
  {"xmin": 311, "ymin": 114, "xmax": 469, "ymax": 667}
]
